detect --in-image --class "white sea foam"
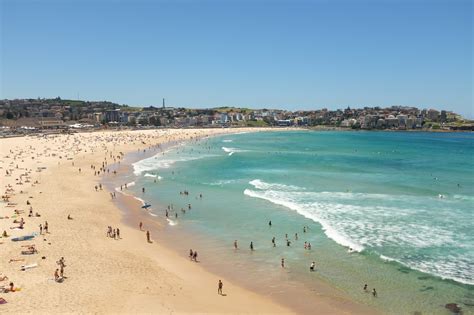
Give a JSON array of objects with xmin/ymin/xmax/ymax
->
[
  {"xmin": 206, "ymin": 179, "xmax": 237, "ymax": 186},
  {"xmin": 222, "ymin": 147, "xmax": 247, "ymax": 156},
  {"xmin": 452, "ymin": 194, "xmax": 474, "ymax": 201},
  {"xmin": 243, "ymin": 189, "xmax": 365, "ymax": 252},
  {"xmin": 134, "ymin": 196, "xmax": 145, "ymax": 205},
  {"xmin": 144, "ymin": 173, "xmax": 157, "ymax": 178},
  {"xmin": 243, "ymin": 183, "xmax": 474, "ymax": 284},
  {"xmin": 380, "ymin": 255, "xmax": 396, "ymax": 262},
  {"xmin": 249, "ymin": 179, "xmax": 303, "ymax": 191},
  {"xmin": 222, "ymin": 139, "xmax": 233, "ymax": 143},
  {"xmin": 167, "ymin": 218, "xmax": 177, "ymax": 226},
  {"xmin": 133, "ymin": 153, "xmax": 214, "ymax": 175}
]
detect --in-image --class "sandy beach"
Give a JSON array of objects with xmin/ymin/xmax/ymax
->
[{"xmin": 0, "ymin": 128, "xmax": 376, "ymax": 314}]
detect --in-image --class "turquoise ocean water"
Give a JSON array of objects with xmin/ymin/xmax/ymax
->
[{"xmin": 128, "ymin": 131, "xmax": 473, "ymax": 314}]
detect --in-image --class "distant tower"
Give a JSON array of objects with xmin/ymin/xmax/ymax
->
[{"xmin": 162, "ymin": 98, "xmax": 165, "ymax": 109}]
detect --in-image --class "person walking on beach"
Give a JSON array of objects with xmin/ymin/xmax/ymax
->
[
  {"xmin": 146, "ymin": 230, "xmax": 151, "ymax": 243},
  {"xmin": 39, "ymin": 224, "xmax": 43, "ymax": 235},
  {"xmin": 54, "ymin": 269, "xmax": 61, "ymax": 282},
  {"xmin": 272, "ymin": 237, "xmax": 276, "ymax": 247},
  {"xmin": 234, "ymin": 240, "xmax": 238, "ymax": 249},
  {"xmin": 139, "ymin": 222, "xmax": 143, "ymax": 231},
  {"xmin": 189, "ymin": 249, "xmax": 193, "ymax": 260},
  {"xmin": 193, "ymin": 251, "xmax": 198, "ymax": 262},
  {"xmin": 116, "ymin": 228, "xmax": 120, "ymax": 239},
  {"xmin": 250, "ymin": 241, "xmax": 254, "ymax": 251},
  {"xmin": 44, "ymin": 221, "xmax": 49, "ymax": 233},
  {"xmin": 218, "ymin": 280, "xmax": 223, "ymax": 295}
]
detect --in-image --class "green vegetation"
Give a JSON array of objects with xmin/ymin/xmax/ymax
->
[{"xmin": 245, "ymin": 120, "xmax": 269, "ymax": 127}]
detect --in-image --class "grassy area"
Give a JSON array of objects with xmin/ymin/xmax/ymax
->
[{"xmin": 245, "ymin": 120, "xmax": 269, "ymax": 127}]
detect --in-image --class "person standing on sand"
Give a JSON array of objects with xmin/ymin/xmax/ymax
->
[
  {"xmin": 218, "ymin": 280, "xmax": 223, "ymax": 295},
  {"xmin": 146, "ymin": 230, "xmax": 151, "ymax": 243},
  {"xmin": 250, "ymin": 242, "xmax": 254, "ymax": 251},
  {"xmin": 39, "ymin": 224, "xmax": 43, "ymax": 235},
  {"xmin": 44, "ymin": 221, "xmax": 49, "ymax": 233},
  {"xmin": 139, "ymin": 222, "xmax": 143, "ymax": 230},
  {"xmin": 234, "ymin": 240, "xmax": 238, "ymax": 249}
]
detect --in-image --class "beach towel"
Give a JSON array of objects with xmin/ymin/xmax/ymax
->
[{"xmin": 21, "ymin": 263, "xmax": 38, "ymax": 271}]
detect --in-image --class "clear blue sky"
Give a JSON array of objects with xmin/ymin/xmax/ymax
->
[{"xmin": 1, "ymin": 0, "xmax": 472, "ymax": 117}]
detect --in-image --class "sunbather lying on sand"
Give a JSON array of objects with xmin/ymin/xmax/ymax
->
[{"xmin": 0, "ymin": 282, "xmax": 16, "ymax": 293}]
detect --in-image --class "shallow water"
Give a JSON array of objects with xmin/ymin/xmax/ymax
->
[{"xmin": 128, "ymin": 131, "xmax": 474, "ymax": 314}]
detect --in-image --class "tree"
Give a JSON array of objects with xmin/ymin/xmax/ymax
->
[{"xmin": 149, "ymin": 116, "xmax": 161, "ymax": 126}]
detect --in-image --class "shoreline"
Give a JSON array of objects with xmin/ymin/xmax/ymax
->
[
  {"xmin": 105, "ymin": 131, "xmax": 380, "ymax": 314},
  {"xmin": 0, "ymin": 128, "xmax": 299, "ymax": 313},
  {"xmin": 110, "ymin": 129, "xmax": 474, "ymax": 314}
]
